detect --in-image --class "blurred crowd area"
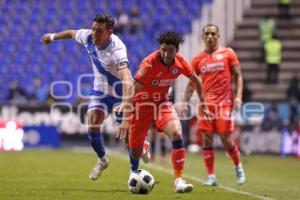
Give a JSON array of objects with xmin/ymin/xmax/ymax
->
[{"xmin": 0, "ymin": 0, "xmax": 208, "ymax": 105}]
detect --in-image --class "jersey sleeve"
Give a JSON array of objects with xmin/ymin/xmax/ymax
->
[
  {"xmin": 74, "ymin": 29, "xmax": 91, "ymax": 45},
  {"xmin": 179, "ymin": 57, "xmax": 193, "ymax": 77},
  {"xmin": 134, "ymin": 60, "xmax": 152, "ymax": 85},
  {"xmin": 111, "ymin": 43, "xmax": 129, "ymax": 70},
  {"xmin": 191, "ymin": 57, "xmax": 200, "ymax": 75},
  {"xmin": 228, "ymin": 48, "xmax": 240, "ymax": 67}
]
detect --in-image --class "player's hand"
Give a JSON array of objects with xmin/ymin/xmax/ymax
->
[
  {"xmin": 234, "ymin": 96, "xmax": 242, "ymax": 110},
  {"xmin": 117, "ymin": 120, "xmax": 129, "ymax": 140},
  {"xmin": 40, "ymin": 33, "xmax": 52, "ymax": 44},
  {"xmin": 202, "ymin": 105, "xmax": 213, "ymax": 121}
]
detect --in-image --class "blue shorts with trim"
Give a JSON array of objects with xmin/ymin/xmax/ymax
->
[{"xmin": 88, "ymin": 90, "xmax": 122, "ymax": 123}]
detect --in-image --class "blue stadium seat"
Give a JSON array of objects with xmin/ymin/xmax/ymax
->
[{"xmin": 0, "ymin": 0, "xmax": 211, "ymax": 104}]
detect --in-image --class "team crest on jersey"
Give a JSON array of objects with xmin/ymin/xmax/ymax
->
[
  {"xmin": 101, "ymin": 52, "xmax": 110, "ymax": 63},
  {"xmin": 151, "ymin": 80, "xmax": 159, "ymax": 86},
  {"xmin": 216, "ymin": 54, "xmax": 223, "ymax": 60},
  {"xmin": 172, "ymin": 68, "xmax": 179, "ymax": 75}
]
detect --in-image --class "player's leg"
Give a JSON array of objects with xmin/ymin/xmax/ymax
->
[
  {"xmin": 217, "ymin": 106, "xmax": 246, "ymax": 185},
  {"xmin": 113, "ymin": 102, "xmax": 150, "ymax": 172},
  {"xmin": 149, "ymin": 125, "xmax": 157, "ymax": 162},
  {"xmin": 162, "ymin": 119, "xmax": 193, "ymax": 193},
  {"xmin": 197, "ymin": 105, "xmax": 217, "ymax": 186},
  {"xmin": 156, "ymin": 103, "xmax": 193, "ymax": 193},
  {"xmin": 128, "ymin": 105, "xmax": 153, "ymax": 172},
  {"xmin": 202, "ymin": 132, "xmax": 218, "ymax": 186},
  {"xmin": 87, "ymin": 108, "xmax": 108, "ymax": 180}
]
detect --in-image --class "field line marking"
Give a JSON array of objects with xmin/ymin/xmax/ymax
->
[{"xmin": 71, "ymin": 147, "xmax": 274, "ymax": 200}]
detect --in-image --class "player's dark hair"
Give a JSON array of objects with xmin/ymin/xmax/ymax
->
[
  {"xmin": 157, "ymin": 31, "xmax": 184, "ymax": 49},
  {"xmin": 202, "ymin": 24, "xmax": 219, "ymax": 33},
  {"xmin": 93, "ymin": 14, "xmax": 114, "ymax": 29}
]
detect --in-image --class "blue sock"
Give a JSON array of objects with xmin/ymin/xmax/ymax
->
[
  {"xmin": 88, "ymin": 131, "xmax": 106, "ymax": 159},
  {"xmin": 128, "ymin": 148, "xmax": 139, "ymax": 173}
]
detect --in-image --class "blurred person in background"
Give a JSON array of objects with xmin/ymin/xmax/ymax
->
[
  {"xmin": 41, "ymin": 13, "xmax": 149, "ymax": 182},
  {"xmin": 262, "ymin": 105, "xmax": 282, "ymax": 132},
  {"xmin": 264, "ymin": 33, "xmax": 282, "ymax": 84},
  {"xmin": 148, "ymin": 126, "xmax": 167, "ymax": 163},
  {"xmin": 8, "ymin": 80, "xmax": 29, "ymax": 104},
  {"xmin": 128, "ymin": 5, "xmax": 143, "ymax": 34},
  {"xmin": 258, "ymin": 14, "xmax": 276, "ymax": 63},
  {"xmin": 183, "ymin": 24, "xmax": 246, "ymax": 186},
  {"xmin": 242, "ymin": 80, "xmax": 252, "ymax": 103},
  {"xmin": 287, "ymin": 76, "xmax": 300, "ymax": 125},
  {"xmin": 114, "ymin": 9, "xmax": 129, "ymax": 34},
  {"xmin": 278, "ymin": 0, "xmax": 290, "ymax": 19},
  {"xmin": 29, "ymin": 77, "xmax": 49, "ymax": 105}
]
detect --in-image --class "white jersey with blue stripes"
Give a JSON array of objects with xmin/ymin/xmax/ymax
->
[{"xmin": 75, "ymin": 29, "xmax": 128, "ymax": 97}]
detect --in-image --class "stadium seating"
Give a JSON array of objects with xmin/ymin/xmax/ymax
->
[{"xmin": 0, "ymin": 0, "xmax": 212, "ymax": 104}]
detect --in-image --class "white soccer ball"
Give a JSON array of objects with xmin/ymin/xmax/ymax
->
[{"xmin": 128, "ymin": 169, "xmax": 155, "ymax": 194}]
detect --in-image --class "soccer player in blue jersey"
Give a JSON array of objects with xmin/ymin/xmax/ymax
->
[{"xmin": 41, "ymin": 14, "xmax": 149, "ymax": 180}]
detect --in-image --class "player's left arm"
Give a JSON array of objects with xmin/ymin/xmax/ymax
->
[
  {"xmin": 231, "ymin": 64, "xmax": 243, "ymax": 110},
  {"xmin": 115, "ymin": 62, "xmax": 134, "ymax": 140}
]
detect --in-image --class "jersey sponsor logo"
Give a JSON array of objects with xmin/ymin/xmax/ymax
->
[
  {"xmin": 151, "ymin": 79, "xmax": 173, "ymax": 87},
  {"xmin": 200, "ymin": 62, "xmax": 224, "ymax": 73},
  {"xmin": 158, "ymin": 79, "xmax": 173, "ymax": 87}
]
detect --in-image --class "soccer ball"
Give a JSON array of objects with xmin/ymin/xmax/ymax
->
[{"xmin": 128, "ymin": 169, "xmax": 155, "ymax": 194}]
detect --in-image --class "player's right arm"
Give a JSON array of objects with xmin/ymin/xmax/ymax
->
[{"xmin": 40, "ymin": 30, "xmax": 77, "ymax": 44}]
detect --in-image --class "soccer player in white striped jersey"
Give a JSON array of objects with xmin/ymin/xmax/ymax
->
[{"xmin": 41, "ymin": 14, "xmax": 149, "ymax": 181}]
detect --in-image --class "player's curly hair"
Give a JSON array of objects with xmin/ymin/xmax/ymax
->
[
  {"xmin": 157, "ymin": 31, "xmax": 184, "ymax": 49},
  {"xmin": 93, "ymin": 14, "xmax": 114, "ymax": 29}
]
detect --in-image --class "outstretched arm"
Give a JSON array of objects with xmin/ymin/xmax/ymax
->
[{"xmin": 40, "ymin": 30, "xmax": 77, "ymax": 44}]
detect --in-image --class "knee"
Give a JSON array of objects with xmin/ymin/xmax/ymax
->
[
  {"xmin": 203, "ymin": 134, "xmax": 213, "ymax": 148},
  {"xmin": 88, "ymin": 114, "xmax": 102, "ymax": 133},
  {"xmin": 88, "ymin": 125, "xmax": 100, "ymax": 133},
  {"xmin": 171, "ymin": 129, "xmax": 183, "ymax": 141},
  {"xmin": 203, "ymin": 140, "xmax": 213, "ymax": 148},
  {"xmin": 221, "ymin": 136, "xmax": 234, "ymax": 149}
]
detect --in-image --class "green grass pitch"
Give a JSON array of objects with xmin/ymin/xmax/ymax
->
[{"xmin": 0, "ymin": 149, "xmax": 299, "ymax": 200}]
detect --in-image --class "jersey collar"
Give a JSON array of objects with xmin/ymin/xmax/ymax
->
[{"xmin": 97, "ymin": 36, "xmax": 112, "ymax": 50}]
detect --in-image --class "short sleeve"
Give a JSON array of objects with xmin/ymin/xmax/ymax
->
[
  {"xmin": 191, "ymin": 57, "xmax": 200, "ymax": 74},
  {"xmin": 228, "ymin": 48, "xmax": 240, "ymax": 67},
  {"xmin": 134, "ymin": 60, "xmax": 152, "ymax": 85},
  {"xmin": 178, "ymin": 56, "xmax": 192, "ymax": 77},
  {"xmin": 74, "ymin": 29, "xmax": 91, "ymax": 45},
  {"xmin": 112, "ymin": 43, "xmax": 129, "ymax": 70}
]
